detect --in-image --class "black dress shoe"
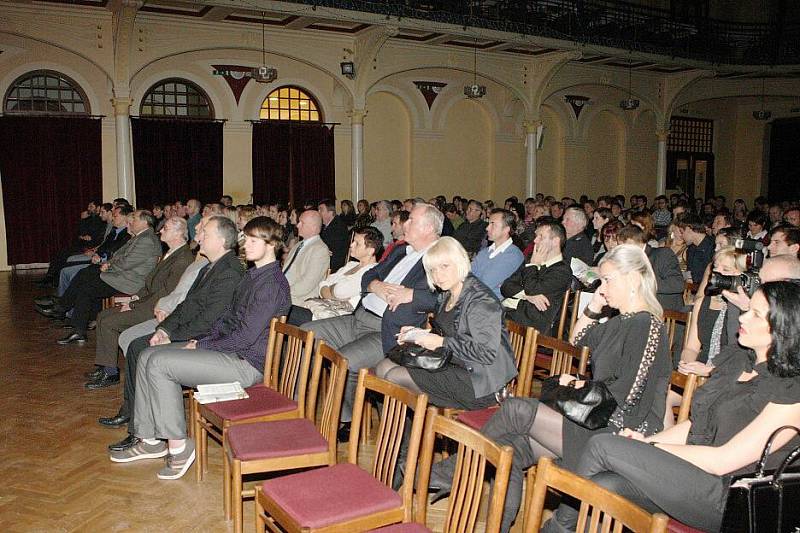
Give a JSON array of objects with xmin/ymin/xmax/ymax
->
[
  {"xmin": 87, "ymin": 320, "xmax": 97, "ymax": 331},
  {"xmin": 337, "ymin": 422, "xmax": 351, "ymax": 443},
  {"xmin": 85, "ymin": 372, "xmax": 120, "ymax": 389},
  {"xmin": 84, "ymin": 367, "xmax": 104, "ymax": 380},
  {"xmin": 108, "ymin": 434, "xmax": 139, "ymax": 452},
  {"xmin": 34, "ymin": 295, "xmax": 55, "ymax": 306},
  {"xmin": 98, "ymin": 413, "xmax": 130, "ymax": 428},
  {"xmin": 37, "ymin": 306, "xmax": 66, "ymax": 320},
  {"xmin": 57, "ymin": 332, "xmax": 86, "ymax": 345}
]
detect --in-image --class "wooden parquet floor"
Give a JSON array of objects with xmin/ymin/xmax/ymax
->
[{"xmin": 0, "ymin": 270, "xmax": 511, "ymax": 533}]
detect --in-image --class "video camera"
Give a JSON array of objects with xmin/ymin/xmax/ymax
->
[{"xmin": 706, "ymin": 238, "xmax": 764, "ymax": 297}]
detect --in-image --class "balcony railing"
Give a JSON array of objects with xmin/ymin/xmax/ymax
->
[{"xmin": 286, "ymin": 0, "xmax": 798, "ymax": 66}]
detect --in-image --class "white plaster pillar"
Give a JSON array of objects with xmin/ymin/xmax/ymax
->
[
  {"xmin": 656, "ymin": 128, "xmax": 669, "ymax": 196},
  {"xmin": 113, "ymin": 97, "xmax": 135, "ymax": 202},
  {"xmin": 349, "ymin": 108, "xmax": 366, "ymax": 201},
  {"xmin": 523, "ymin": 120, "xmax": 541, "ymax": 198}
]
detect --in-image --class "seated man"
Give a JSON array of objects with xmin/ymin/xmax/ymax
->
[
  {"xmin": 501, "ymin": 219, "xmax": 572, "ymax": 334},
  {"xmin": 618, "ymin": 224, "xmax": 685, "ymax": 312},
  {"xmin": 562, "ymin": 206, "xmax": 594, "ymax": 266},
  {"xmin": 39, "ymin": 210, "xmax": 162, "ymax": 344},
  {"xmin": 380, "ymin": 209, "xmax": 408, "ymax": 261},
  {"xmin": 452, "ymin": 200, "xmax": 488, "ymax": 257},
  {"xmin": 104, "ymin": 216, "xmax": 242, "ymax": 452},
  {"xmin": 109, "ymin": 217, "xmax": 291, "ymax": 480},
  {"xmin": 84, "ymin": 216, "xmax": 194, "ymax": 389},
  {"xmin": 681, "ymin": 213, "xmax": 715, "ymax": 284},
  {"xmin": 471, "ymin": 208, "xmax": 524, "ymax": 299},
  {"xmin": 303, "ymin": 203, "xmax": 440, "ymax": 440},
  {"xmin": 283, "ymin": 210, "xmax": 330, "ymax": 318},
  {"xmin": 318, "ymin": 198, "xmax": 350, "ymax": 272}
]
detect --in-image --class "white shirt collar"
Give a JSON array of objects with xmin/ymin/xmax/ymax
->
[{"xmin": 488, "ymin": 238, "xmax": 513, "ymax": 259}]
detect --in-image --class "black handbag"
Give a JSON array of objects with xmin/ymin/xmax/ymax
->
[
  {"xmin": 386, "ymin": 343, "xmax": 451, "ymax": 371},
  {"xmin": 539, "ymin": 376, "xmax": 618, "ymax": 430},
  {"xmin": 721, "ymin": 425, "xmax": 800, "ymax": 533}
]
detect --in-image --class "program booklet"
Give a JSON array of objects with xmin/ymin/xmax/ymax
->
[{"xmin": 193, "ymin": 381, "xmax": 249, "ymax": 404}]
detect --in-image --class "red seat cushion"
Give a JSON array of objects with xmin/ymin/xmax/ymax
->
[
  {"xmin": 369, "ymin": 523, "xmax": 431, "ymax": 532},
  {"xmin": 668, "ymin": 519, "xmax": 704, "ymax": 533},
  {"xmin": 204, "ymin": 384, "xmax": 296, "ymax": 421},
  {"xmin": 227, "ymin": 419, "xmax": 327, "ymax": 461},
  {"xmin": 456, "ymin": 405, "xmax": 499, "ymax": 431},
  {"xmin": 260, "ymin": 463, "xmax": 402, "ymax": 528}
]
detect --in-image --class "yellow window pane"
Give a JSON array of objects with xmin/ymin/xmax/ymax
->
[
  {"xmin": 269, "ymin": 109, "xmax": 279, "ymax": 120},
  {"xmin": 299, "ymin": 100, "xmax": 308, "ymax": 108},
  {"xmin": 309, "ymin": 101, "xmax": 318, "ymax": 111},
  {"xmin": 279, "ymin": 109, "xmax": 289, "ymax": 120},
  {"xmin": 279, "ymin": 88, "xmax": 289, "ymax": 98},
  {"xmin": 310, "ymin": 111, "xmax": 319, "ymax": 121},
  {"xmin": 279, "ymin": 100, "xmax": 289, "ymax": 109},
  {"xmin": 300, "ymin": 111, "xmax": 309, "ymax": 121},
  {"xmin": 290, "ymin": 99, "xmax": 300, "ymax": 109},
  {"xmin": 290, "ymin": 88, "xmax": 299, "ymax": 99},
  {"xmin": 290, "ymin": 110, "xmax": 300, "ymax": 120}
]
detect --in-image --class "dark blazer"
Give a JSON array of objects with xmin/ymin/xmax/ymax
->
[
  {"xmin": 453, "ymin": 219, "xmax": 488, "ymax": 256},
  {"xmin": 501, "ymin": 259, "xmax": 572, "ymax": 334},
  {"xmin": 360, "ymin": 244, "xmax": 437, "ymax": 352},
  {"xmin": 439, "ymin": 275, "xmax": 518, "ymax": 397},
  {"xmin": 96, "ymin": 227, "xmax": 130, "ymax": 259},
  {"xmin": 320, "ymin": 215, "xmax": 351, "ymax": 272},
  {"xmin": 645, "ymin": 245, "xmax": 685, "ymax": 312},
  {"xmin": 129, "ymin": 243, "xmax": 195, "ymax": 315},
  {"xmin": 564, "ymin": 231, "xmax": 594, "ymax": 266},
  {"xmin": 158, "ymin": 250, "xmax": 244, "ymax": 341}
]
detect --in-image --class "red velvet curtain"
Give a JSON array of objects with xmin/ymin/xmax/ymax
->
[
  {"xmin": 0, "ymin": 116, "xmax": 102, "ymax": 265},
  {"xmin": 131, "ymin": 118, "xmax": 224, "ymax": 207},
  {"xmin": 252, "ymin": 121, "xmax": 335, "ymax": 206}
]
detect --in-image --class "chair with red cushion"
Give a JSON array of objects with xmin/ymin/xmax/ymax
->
[
  {"xmin": 253, "ymin": 369, "xmax": 429, "ymax": 532},
  {"xmin": 193, "ymin": 319, "xmax": 314, "ymax": 482},
  {"xmin": 370, "ymin": 408, "xmax": 513, "ymax": 533},
  {"xmin": 524, "ymin": 457, "xmax": 669, "ymax": 533},
  {"xmin": 222, "ymin": 341, "xmax": 348, "ymax": 533}
]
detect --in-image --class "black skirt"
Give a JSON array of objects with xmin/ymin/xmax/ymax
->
[{"xmin": 407, "ymin": 362, "xmax": 497, "ymax": 410}]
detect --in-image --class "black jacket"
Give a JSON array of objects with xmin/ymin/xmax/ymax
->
[
  {"xmin": 564, "ymin": 232, "xmax": 594, "ymax": 267},
  {"xmin": 96, "ymin": 227, "xmax": 131, "ymax": 259},
  {"xmin": 360, "ymin": 244, "xmax": 437, "ymax": 352},
  {"xmin": 159, "ymin": 250, "xmax": 244, "ymax": 341},
  {"xmin": 645, "ymin": 245, "xmax": 685, "ymax": 312},
  {"xmin": 439, "ymin": 275, "xmax": 518, "ymax": 397},
  {"xmin": 501, "ymin": 259, "xmax": 572, "ymax": 335},
  {"xmin": 320, "ymin": 215, "xmax": 351, "ymax": 272}
]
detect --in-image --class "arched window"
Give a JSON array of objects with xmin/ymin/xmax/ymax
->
[
  {"xmin": 260, "ymin": 86, "xmax": 321, "ymax": 121},
  {"xmin": 4, "ymin": 70, "xmax": 90, "ymax": 114},
  {"xmin": 140, "ymin": 78, "xmax": 213, "ymax": 118}
]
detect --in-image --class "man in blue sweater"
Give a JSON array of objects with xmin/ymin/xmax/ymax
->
[{"xmin": 471, "ymin": 208, "xmax": 524, "ymax": 299}]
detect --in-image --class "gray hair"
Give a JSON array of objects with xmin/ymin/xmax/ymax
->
[
  {"xmin": 418, "ymin": 203, "xmax": 444, "ymax": 237},
  {"xmin": 165, "ymin": 216, "xmax": 189, "ymax": 242},
  {"xmin": 600, "ymin": 244, "xmax": 662, "ymax": 318},
  {"xmin": 564, "ymin": 206, "xmax": 588, "ymax": 230},
  {"xmin": 209, "ymin": 215, "xmax": 238, "ymax": 250}
]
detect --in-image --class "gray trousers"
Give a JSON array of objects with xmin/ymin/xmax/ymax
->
[
  {"xmin": 544, "ymin": 434, "xmax": 726, "ymax": 533},
  {"xmin": 132, "ymin": 342, "xmax": 263, "ymax": 440},
  {"xmin": 302, "ymin": 308, "xmax": 383, "ymax": 422},
  {"xmin": 119, "ymin": 318, "xmax": 159, "ymax": 356}
]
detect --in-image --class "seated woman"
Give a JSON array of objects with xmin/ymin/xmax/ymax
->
[
  {"xmin": 431, "ymin": 244, "xmax": 671, "ymax": 533},
  {"xmin": 299, "ymin": 226, "xmax": 383, "ymax": 322},
  {"xmin": 545, "ymin": 280, "xmax": 800, "ymax": 533},
  {"xmin": 664, "ymin": 221, "xmax": 689, "ymax": 275},
  {"xmin": 592, "ymin": 219, "xmax": 624, "ymax": 266},
  {"xmin": 375, "ymin": 236, "xmax": 517, "ymax": 411}
]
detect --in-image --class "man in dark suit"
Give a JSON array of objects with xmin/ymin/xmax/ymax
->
[
  {"xmin": 618, "ymin": 225, "xmax": 685, "ymax": 312},
  {"xmin": 303, "ymin": 203, "xmax": 440, "ymax": 439},
  {"xmin": 562, "ymin": 206, "xmax": 594, "ymax": 267},
  {"xmin": 84, "ymin": 216, "xmax": 195, "ymax": 389},
  {"xmin": 103, "ymin": 216, "xmax": 244, "ymax": 451},
  {"xmin": 453, "ymin": 200, "xmax": 488, "ymax": 257},
  {"xmin": 501, "ymin": 220, "xmax": 572, "ymax": 335},
  {"xmin": 318, "ymin": 198, "xmax": 350, "ymax": 272}
]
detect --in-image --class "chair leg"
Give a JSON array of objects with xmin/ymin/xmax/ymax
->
[
  {"xmin": 196, "ymin": 424, "xmax": 206, "ymax": 481},
  {"xmin": 223, "ymin": 447, "xmax": 232, "ymax": 520},
  {"xmin": 254, "ymin": 486, "xmax": 266, "ymax": 533},
  {"xmin": 187, "ymin": 392, "xmax": 195, "ymax": 439},
  {"xmin": 232, "ymin": 459, "xmax": 243, "ymax": 533},
  {"xmin": 202, "ymin": 426, "xmax": 209, "ymax": 473}
]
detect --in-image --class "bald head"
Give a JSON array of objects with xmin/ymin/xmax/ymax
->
[
  {"xmin": 760, "ymin": 255, "xmax": 800, "ymax": 282},
  {"xmin": 297, "ymin": 209, "xmax": 322, "ymax": 239}
]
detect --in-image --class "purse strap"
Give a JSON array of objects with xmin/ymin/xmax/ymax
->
[
  {"xmin": 756, "ymin": 425, "xmax": 800, "ymax": 478},
  {"xmin": 772, "ymin": 430, "xmax": 800, "ymax": 481}
]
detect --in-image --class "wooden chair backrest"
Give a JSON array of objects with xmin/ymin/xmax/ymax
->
[
  {"xmin": 415, "ymin": 409, "xmax": 513, "ymax": 533},
  {"xmin": 663, "ymin": 309, "xmax": 692, "ymax": 354},
  {"xmin": 568, "ymin": 288, "xmax": 583, "ymax": 339},
  {"xmin": 505, "ymin": 319, "xmax": 538, "ymax": 398},
  {"xmin": 683, "ymin": 282, "xmax": 698, "ymax": 306},
  {"xmin": 670, "ymin": 371, "xmax": 707, "ymax": 424},
  {"xmin": 349, "ymin": 369, "xmax": 429, "ymax": 520},
  {"xmin": 556, "ymin": 288, "xmax": 572, "ymax": 339},
  {"xmin": 265, "ymin": 320, "xmax": 315, "ymax": 418},
  {"xmin": 304, "ymin": 342, "xmax": 348, "ymax": 461},
  {"xmin": 536, "ymin": 333, "xmax": 590, "ymax": 378},
  {"xmin": 524, "ymin": 457, "xmax": 669, "ymax": 533}
]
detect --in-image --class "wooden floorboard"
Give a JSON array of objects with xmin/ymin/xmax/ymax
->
[{"xmin": 1, "ymin": 270, "xmax": 518, "ymax": 532}]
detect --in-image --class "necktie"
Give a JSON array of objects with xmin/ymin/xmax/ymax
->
[{"xmin": 283, "ymin": 241, "xmax": 305, "ymax": 274}]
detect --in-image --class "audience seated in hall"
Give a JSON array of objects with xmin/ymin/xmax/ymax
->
[
  {"xmin": 471, "ymin": 208, "xmax": 524, "ymax": 299},
  {"xmin": 680, "ymin": 213, "xmax": 715, "ymax": 284},
  {"xmin": 282, "ymin": 209, "xmax": 330, "ymax": 320},
  {"xmin": 317, "ymin": 198, "xmax": 350, "ymax": 272},
  {"xmin": 618, "ymin": 224, "xmax": 685, "ymax": 312},
  {"xmin": 452, "ymin": 200, "xmax": 488, "ymax": 257},
  {"xmin": 380, "ymin": 209, "xmax": 408, "ymax": 261},
  {"xmin": 370, "ymin": 199, "xmax": 393, "ymax": 246}
]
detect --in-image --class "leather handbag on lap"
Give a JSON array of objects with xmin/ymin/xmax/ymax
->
[
  {"xmin": 539, "ymin": 376, "xmax": 617, "ymax": 430},
  {"xmin": 386, "ymin": 321, "xmax": 450, "ymax": 371},
  {"xmin": 721, "ymin": 425, "xmax": 800, "ymax": 533}
]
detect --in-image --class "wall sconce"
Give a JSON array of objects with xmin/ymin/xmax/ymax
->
[{"xmin": 340, "ymin": 61, "xmax": 355, "ymax": 79}]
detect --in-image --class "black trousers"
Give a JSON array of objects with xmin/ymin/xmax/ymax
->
[
  {"xmin": 45, "ymin": 241, "xmax": 86, "ymax": 279},
  {"xmin": 543, "ymin": 434, "xmax": 727, "ymax": 533},
  {"xmin": 60, "ymin": 265, "xmax": 118, "ymax": 334}
]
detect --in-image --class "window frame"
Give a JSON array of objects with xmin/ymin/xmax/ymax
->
[
  {"xmin": 3, "ymin": 69, "xmax": 91, "ymax": 115},
  {"xmin": 259, "ymin": 85, "xmax": 323, "ymax": 122},
  {"xmin": 139, "ymin": 78, "xmax": 214, "ymax": 119}
]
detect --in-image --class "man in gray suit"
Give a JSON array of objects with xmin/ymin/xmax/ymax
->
[{"xmin": 46, "ymin": 210, "xmax": 163, "ymax": 345}]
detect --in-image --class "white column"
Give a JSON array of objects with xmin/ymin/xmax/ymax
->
[
  {"xmin": 113, "ymin": 97, "xmax": 135, "ymax": 202},
  {"xmin": 349, "ymin": 108, "xmax": 366, "ymax": 201},
  {"xmin": 523, "ymin": 120, "xmax": 541, "ymax": 198},
  {"xmin": 656, "ymin": 128, "xmax": 669, "ymax": 196}
]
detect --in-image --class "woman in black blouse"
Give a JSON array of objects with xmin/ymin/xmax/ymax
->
[
  {"xmin": 544, "ymin": 280, "xmax": 800, "ymax": 533},
  {"xmin": 431, "ymin": 244, "xmax": 671, "ymax": 533}
]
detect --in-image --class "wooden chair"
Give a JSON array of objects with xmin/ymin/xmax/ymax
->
[
  {"xmin": 254, "ymin": 369, "xmax": 428, "ymax": 533},
  {"xmin": 663, "ymin": 309, "xmax": 692, "ymax": 355},
  {"xmin": 222, "ymin": 342, "xmax": 348, "ymax": 533},
  {"xmin": 370, "ymin": 408, "xmax": 514, "ymax": 533},
  {"xmin": 568, "ymin": 288, "xmax": 583, "ymax": 340},
  {"xmin": 193, "ymin": 319, "xmax": 314, "ymax": 481},
  {"xmin": 531, "ymin": 333, "xmax": 591, "ymax": 384},
  {"xmin": 669, "ymin": 371, "xmax": 706, "ymax": 424},
  {"xmin": 683, "ymin": 282, "xmax": 698, "ymax": 306},
  {"xmin": 524, "ymin": 457, "xmax": 669, "ymax": 533},
  {"xmin": 555, "ymin": 288, "xmax": 572, "ymax": 340}
]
